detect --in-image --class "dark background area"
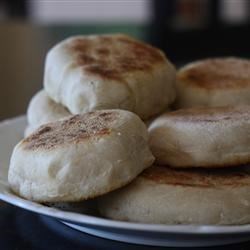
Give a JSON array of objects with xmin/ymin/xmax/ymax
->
[
  {"xmin": 2, "ymin": 0, "xmax": 250, "ymax": 61},
  {"xmin": 150, "ymin": 0, "xmax": 250, "ymax": 62}
]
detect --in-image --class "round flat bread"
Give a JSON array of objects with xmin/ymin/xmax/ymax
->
[
  {"xmin": 27, "ymin": 90, "xmax": 71, "ymax": 128},
  {"xmin": 175, "ymin": 57, "xmax": 250, "ymax": 108},
  {"xmin": 98, "ymin": 165, "xmax": 250, "ymax": 225},
  {"xmin": 44, "ymin": 34, "xmax": 176, "ymax": 120},
  {"xmin": 8, "ymin": 110, "xmax": 154, "ymax": 202},
  {"xmin": 148, "ymin": 106, "xmax": 250, "ymax": 168}
]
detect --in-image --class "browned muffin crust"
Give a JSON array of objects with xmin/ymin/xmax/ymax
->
[
  {"xmin": 161, "ymin": 106, "xmax": 250, "ymax": 123},
  {"xmin": 178, "ymin": 58, "xmax": 250, "ymax": 89},
  {"xmin": 68, "ymin": 34, "xmax": 166, "ymax": 82},
  {"xmin": 142, "ymin": 165, "xmax": 250, "ymax": 188},
  {"xmin": 23, "ymin": 111, "xmax": 117, "ymax": 150}
]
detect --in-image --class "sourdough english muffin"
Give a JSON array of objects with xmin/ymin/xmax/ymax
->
[
  {"xmin": 8, "ymin": 110, "xmax": 154, "ymax": 202},
  {"xmin": 44, "ymin": 34, "xmax": 176, "ymax": 120},
  {"xmin": 148, "ymin": 106, "xmax": 250, "ymax": 168},
  {"xmin": 26, "ymin": 90, "xmax": 71, "ymax": 135},
  {"xmin": 175, "ymin": 57, "xmax": 250, "ymax": 108},
  {"xmin": 98, "ymin": 165, "xmax": 250, "ymax": 225}
]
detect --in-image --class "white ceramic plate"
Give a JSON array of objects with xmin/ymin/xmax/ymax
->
[{"xmin": 1, "ymin": 116, "xmax": 250, "ymax": 247}]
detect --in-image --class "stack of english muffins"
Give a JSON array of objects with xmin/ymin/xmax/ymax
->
[
  {"xmin": 9, "ymin": 33, "xmax": 174, "ymax": 205},
  {"xmin": 8, "ymin": 34, "xmax": 250, "ymax": 225},
  {"xmin": 25, "ymin": 34, "xmax": 175, "ymax": 135}
]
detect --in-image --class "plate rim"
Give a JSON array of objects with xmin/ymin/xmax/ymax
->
[{"xmin": 2, "ymin": 190, "xmax": 250, "ymax": 235}]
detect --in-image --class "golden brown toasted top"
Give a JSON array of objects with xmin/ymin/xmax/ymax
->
[
  {"xmin": 178, "ymin": 58, "xmax": 250, "ymax": 89},
  {"xmin": 142, "ymin": 165, "xmax": 250, "ymax": 188},
  {"xmin": 161, "ymin": 106, "xmax": 250, "ymax": 123},
  {"xmin": 67, "ymin": 34, "xmax": 166, "ymax": 81},
  {"xmin": 23, "ymin": 111, "xmax": 117, "ymax": 150}
]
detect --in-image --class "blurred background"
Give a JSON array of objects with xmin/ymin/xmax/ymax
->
[{"xmin": 0, "ymin": 0, "xmax": 250, "ymax": 120}]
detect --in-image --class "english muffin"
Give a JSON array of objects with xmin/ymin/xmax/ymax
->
[
  {"xmin": 98, "ymin": 165, "xmax": 250, "ymax": 225},
  {"xmin": 44, "ymin": 34, "xmax": 176, "ymax": 120},
  {"xmin": 8, "ymin": 110, "xmax": 154, "ymax": 202},
  {"xmin": 175, "ymin": 57, "xmax": 250, "ymax": 108},
  {"xmin": 27, "ymin": 90, "xmax": 71, "ymax": 129},
  {"xmin": 148, "ymin": 106, "xmax": 250, "ymax": 168}
]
